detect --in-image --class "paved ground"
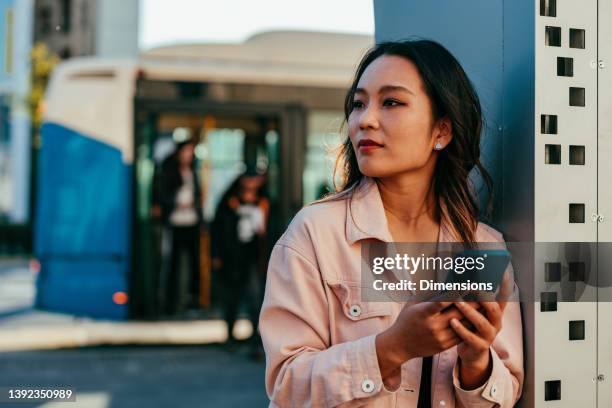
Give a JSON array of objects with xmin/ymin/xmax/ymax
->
[
  {"xmin": 0, "ymin": 259, "xmax": 270, "ymax": 407},
  {"xmin": 0, "ymin": 344, "xmax": 268, "ymax": 408}
]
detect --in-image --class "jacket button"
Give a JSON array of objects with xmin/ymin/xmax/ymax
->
[
  {"xmin": 490, "ymin": 384, "xmax": 498, "ymax": 397},
  {"xmin": 361, "ymin": 379, "xmax": 375, "ymax": 393},
  {"xmin": 349, "ymin": 304, "xmax": 362, "ymax": 317},
  {"xmin": 439, "ymin": 400, "xmax": 446, "ymax": 406}
]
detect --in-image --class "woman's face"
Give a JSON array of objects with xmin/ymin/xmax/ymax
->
[
  {"xmin": 348, "ymin": 55, "xmax": 450, "ymax": 178},
  {"xmin": 178, "ymin": 144, "xmax": 195, "ymax": 166}
]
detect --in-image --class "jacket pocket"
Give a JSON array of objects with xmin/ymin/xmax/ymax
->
[{"xmin": 326, "ymin": 280, "xmax": 393, "ymax": 321}]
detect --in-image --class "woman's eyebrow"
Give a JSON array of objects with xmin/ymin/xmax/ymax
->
[
  {"xmin": 380, "ymin": 85, "xmax": 414, "ymax": 95},
  {"xmin": 354, "ymin": 85, "xmax": 414, "ymax": 95}
]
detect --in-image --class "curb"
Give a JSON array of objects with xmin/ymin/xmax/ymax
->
[{"xmin": 0, "ymin": 319, "xmax": 253, "ymax": 352}]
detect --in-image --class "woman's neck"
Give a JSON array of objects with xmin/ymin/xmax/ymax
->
[
  {"xmin": 376, "ymin": 173, "xmax": 440, "ymax": 243},
  {"xmin": 376, "ymin": 173, "xmax": 438, "ymax": 227}
]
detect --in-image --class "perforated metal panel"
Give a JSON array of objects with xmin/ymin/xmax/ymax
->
[
  {"xmin": 536, "ymin": 1, "xmax": 602, "ymax": 406},
  {"xmin": 536, "ymin": 0, "xmax": 597, "ymax": 242},
  {"xmin": 597, "ymin": 0, "xmax": 612, "ymax": 405}
]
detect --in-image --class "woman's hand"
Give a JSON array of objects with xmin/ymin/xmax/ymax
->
[
  {"xmin": 450, "ymin": 267, "xmax": 514, "ymax": 389},
  {"xmin": 450, "ymin": 301, "xmax": 505, "ymax": 389},
  {"xmin": 376, "ymin": 301, "xmax": 467, "ymax": 389}
]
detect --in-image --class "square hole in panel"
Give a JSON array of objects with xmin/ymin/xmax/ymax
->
[
  {"xmin": 557, "ymin": 57, "xmax": 573, "ymax": 76},
  {"xmin": 545, "ymin": 262, "xmax": 562, "ymax": 282},
  {"xmin": 541, "ymin": 114, "xmax": 558, "ymax": 134},
  {"xmin": 569, "ymin": 87, "xmax": 585, "ymax": 107},
  {"xmin": 569, "ymin": 320, "xmax": 585, "ymax": 340},
  {"xmin": 545, "ymin": 380, "xmax": 561, "ymax": 401},
  {"xmin": 545, "ymin": 26, "xmax": 561, "ymax": 46},
  {"xmin": 569, "ymin": 262, "xmax": 586, "ymax": 282},
  {"xmin": 570, "ymin": 28, "xmax": 585, "ymax": 49},
  {"xmin": 545, "ymin": 144, "xmax": 561, "ymax": 164},
  {"xmin": 569, "ymin": 203, "xmax": 585, "ymax": 223},
  {"xmin": 540, "ymin": 0, "xmax": 556, "ymax": 16},
  {"xmin": 541, "ymin": 292, "xmax": 557, "ymax": 312},
  {"xmin": 569, "ymin": 145, "xmax": 585, "ymax": 165}
]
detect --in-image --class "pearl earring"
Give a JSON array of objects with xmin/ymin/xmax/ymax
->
[{"xmin": 435, "ymin": 142, "xmax": 442, "ymax": 150}]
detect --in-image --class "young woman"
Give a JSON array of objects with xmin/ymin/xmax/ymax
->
[{"xmin": 259, "ymin": 40, "xmax": 523, "ymax": 407}]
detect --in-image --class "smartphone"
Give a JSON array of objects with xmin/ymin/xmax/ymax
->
[
  {"xmin": 448, "ymin": 248, "xmax": 510, "ymax": 291},
  {"xmin": 422, "ymin": 248, "xmax": 511, "ymax": 305}
]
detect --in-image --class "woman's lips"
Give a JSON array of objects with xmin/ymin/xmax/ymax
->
[{"xmin": 357, "ymin": 139, "xmax": 383, "ymax": 151}]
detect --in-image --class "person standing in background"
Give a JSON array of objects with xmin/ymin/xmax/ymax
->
[
  {"xmin": 211, "ymin": 170, "xmax": 269, "ymax": 349},
  {"xmin": 158, "ymin": 140, "xmax": 204, "ymax": 315}
]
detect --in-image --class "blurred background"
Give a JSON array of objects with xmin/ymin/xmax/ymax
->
[{"xmin": 0, "ymin": 0, "xmax": 374, "ymax": 406}]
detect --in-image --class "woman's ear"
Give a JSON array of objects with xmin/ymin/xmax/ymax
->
[{"xmin": 433, "ymin": 117, "xmax": 453, "ymax": 150}]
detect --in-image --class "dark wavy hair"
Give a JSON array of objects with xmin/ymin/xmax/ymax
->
[{"xmin": 333, "ymin": 39, "xmax": 493, "ymax": 243}]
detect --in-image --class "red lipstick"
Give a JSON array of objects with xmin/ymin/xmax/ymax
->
[{"xmin": 357, "ymin": 138, "xmax": 383, "ymax": 151}]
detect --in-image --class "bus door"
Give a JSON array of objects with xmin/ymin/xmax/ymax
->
[{"xmin": 131, "ymin": 102, "xmax": 305, "ymax": 319}]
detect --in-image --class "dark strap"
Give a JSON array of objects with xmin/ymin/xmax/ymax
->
[{"xmin": 417, "ymin": 356, "xmax": 433, "ymax": 408}]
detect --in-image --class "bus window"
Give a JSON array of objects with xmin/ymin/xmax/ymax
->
[
  {"xmin": 303, "ymin": 110, "xmax": 344, "ymax": 204},
  {"xmin": 202, "ymin": 128, "xmax": 246, "ymax": 222}
]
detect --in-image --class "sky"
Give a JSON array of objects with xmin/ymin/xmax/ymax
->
[{"xmin": 139, "ymin": 0, "xmax": 374, "ymax": 50}]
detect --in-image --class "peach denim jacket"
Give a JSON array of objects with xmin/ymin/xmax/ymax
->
[{"xmin": 259, "ymin": 177, "xmax": 524, "ymax": 407}]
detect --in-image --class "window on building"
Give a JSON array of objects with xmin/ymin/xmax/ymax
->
[
  {"xmin": 38, "ymin": 7, "xmax": 52, "ymax": 35},
  {"xmin": 81, "ymin": 0, "xmax": 88, "ymax": 29},
  {"xmin": 60, "ymin": 0, "xmax": 72, "ymax": 33}
]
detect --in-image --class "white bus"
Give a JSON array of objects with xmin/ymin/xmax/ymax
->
[{"xmin": 34, "ymin": 30, "xmax": 372, "ymax": 319}]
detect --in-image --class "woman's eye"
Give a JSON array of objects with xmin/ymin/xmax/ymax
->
[
  {"xmin": 352, "ymin": 100, "xmax": 365, "ymax": 109},
  {"xmin": 383, "ymin": 99, "xmax": 403, "ymax": 107}
]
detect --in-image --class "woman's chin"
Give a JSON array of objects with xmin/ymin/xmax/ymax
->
[{"xmin": 357, "ymin": 165, "xmax": 392, "ymax": 179}]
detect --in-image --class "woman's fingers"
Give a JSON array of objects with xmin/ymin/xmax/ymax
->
[
  {"xmin": 450, "ymin": 318, "xmax": 489, "ymax": 352},
  {"xmin": 454, "ymin": 302, "xmax": 496, "ymax": 341},
  {"xmin": 437, "ymin": 328, "xmax": 462, "ymax": 348},
  {"xmin": 425, "ymin": 301, "xmax": 453, "ymax": 314},
  {"xmin": 440, "ymin": 301, "xmax": 480, "ymax": 321},
  {"xmin": 479, "ymin": 301, "xmax": 503, "ymax": 331},
  {"xmin": 440, "ymin": 305, "xmax": 463, "ymax": 321}
]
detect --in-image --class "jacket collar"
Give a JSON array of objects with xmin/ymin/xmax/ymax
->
[{"xmin": 345, "ymin": 177, "xmax": 458, "ymax": 245}]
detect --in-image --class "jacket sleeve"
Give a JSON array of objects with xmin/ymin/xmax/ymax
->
[
  {"xmin": 259, "ymin": 243, "xmax": 399, "ymax": 408},
  {"xmin": 452, "ymin": 258, "xmax": 524, "ymax": 407}
]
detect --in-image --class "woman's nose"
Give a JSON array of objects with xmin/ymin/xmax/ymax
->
[{"xmin": 358, "ymin": 104, "xmax": 380, "ymax": 130}]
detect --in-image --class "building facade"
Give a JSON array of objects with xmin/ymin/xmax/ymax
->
[
  {"xmin": 33, "ymin": 0, "xmax": 139, "ymax": 59},
  {"xmin": 0, "ymin": 0, "xmax": 33, "ymax": 239},
  {"xmin": 33, "ymin": 0, "xmax": 95, "ymax": 58}
]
